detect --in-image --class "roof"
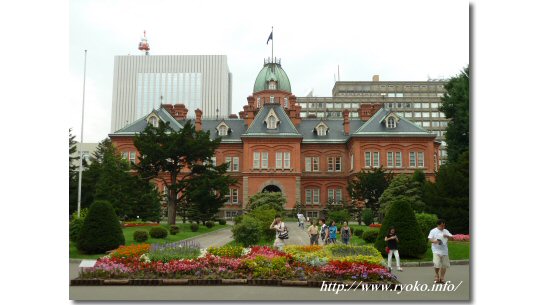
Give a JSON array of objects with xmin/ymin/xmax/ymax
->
[
  {"xmin": 299, "ymin": 119, "xmax": 363, "ymax": 143},
  {"xmin": 201, "ymin": 119, "xmax": 247, "ymax": 143},
  {"xmin": 253, "ymin": 62, "xmax": 291, "ymax": 93},
  {"xmin": 243, "ymin": 103, "xmax": 301, "ymax": 138},
  {"xmin": 352, "ymin": 108, "xmax": 435, "ymax": 137},
  {"xmin": 110, "ymin": 108, "xmax": 183, "ymax": 136}
]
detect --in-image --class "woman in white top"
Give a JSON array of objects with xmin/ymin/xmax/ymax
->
[{"xmin": 270, "ymin": 215, "xmax": 287, "ymax": 251}]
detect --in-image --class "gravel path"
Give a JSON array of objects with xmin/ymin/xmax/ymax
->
[{"xmin": 281, "ymin": 220, "xmax": 311, "ymax": 246}]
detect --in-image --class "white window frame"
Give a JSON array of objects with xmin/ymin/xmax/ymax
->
[
  {"xmin": 128, "ymin": 151, "xmax": 136, "ymax": 164},
  {"xmin": 335, "ymin": 157, "xmax": 342, "ymax": 172},
  {"xmin": 275, "ymin": 152, "xmax": 283, "ymax": 169},
  {"xmin": 350, "ymin": 153, "xmax": 354, "ymax": 170},
  {"xmin": 261, "ymin": 152, "xmax": 268, "ymax": 169},
  {"xmin": 387, "ymin": 152, "xmax": 394, "ymax": 168},
  {"xmin": 232, "ymin": 157, "xmax": 239, "ymax": 171},
  {"xmin": 229, "ymin": 188, "xmax": 239, "ymax": 204},
  {"xmin": 313, "ymin": 189, "xmax": 320, "ymax": 204},
  {"xmin": 253, "ymin": 152, "xmax": 260, "ymax": 169},
  {"xmin": 328, "ymin": 189, "xmax": 334, "ymax": 202},
  {"xmin": 268, "ymin": 115, "xmax": 277, "ymax": 129},
  {"xmin": 365, "ymin": 151, "xmax": 372, "ymax": 167},
  {"xmin": 387, "ymin": 117, "xmax": 396, "ymax": 128},
  {"xmin": 284, "ymin": 98, "xmax": 288, "ymax": 108},
  {"xmin": 149, "ymin": 116, "xmax": 158, "ymax": 127},
  {"xmin": 395, "ymin": 152, "xmax": 402, "ymax": 167},
  {"xmin": 373, "ymin": 152, "xmax": 380, "ymax": 168},
  {"xmin": 312, "ymin": 157, "xmax": 320, "ymax": 172},
  {"xmin": 211, "ymin": 156, "xmax": 217, "ymax": 166},
  {"xmin": 225, "ymin": 156, "xmax": 232, "ymax": 172},
  {"xmin": 257, "ymin": 97, "xmax": 261, "ymax": 108},
  {"xmin": 305, "ymin": 189, "xmax": 312, "ymax": 204},
  {"xmin": 418, "ymin": 152, "xmax": 424, "ymax": 168},
  {"xmin": 335, "ymin": 189, "xmax": 342, "ymax": 203},
  {"xmin": 305, "ymin": 157, "xmax": 312, "ymax": 172},
  {"xmin": 284, "ymin": 152, "xmax": 291, "ymax": 169},
  {"xmin": 409, "ymin": 152, "xmax": 417, "ymax": 167},
  {"xmin": 327, "ymin": 157, "xmax": 334, "ymax": 172}
]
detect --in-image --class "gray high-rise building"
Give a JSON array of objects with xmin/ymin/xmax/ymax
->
[{"xmin": 111, "ymin": 55, "xmax": 232, "ymax": 132}]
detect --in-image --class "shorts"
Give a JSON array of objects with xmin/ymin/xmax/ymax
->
[{"xmin": 433, "ymin": 254, "xmax": 450, "ymax": 268}]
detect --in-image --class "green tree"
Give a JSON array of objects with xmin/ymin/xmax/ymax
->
[
  {"xmin": 423, "ymin": 151, "xmax": 469, "ymax": 234},
  {"xmin": 440, "ymin": 66, "xmax": 469, "ymax": 163},
  {"xmin": 134, "ymin": 120, "xmax": 231, "ymax": 225},
  {"xmin": 374, "ymin": 198, "xmax": 427, "ymax": 258},
  {"xmin": 348, "ymin": 167, "xmax": 393, "ymax": 219},
  {"xmin": 379, "ymin": 173, "xmax": 425, "ymax": 215},
  {"xmin": 76, "ymin": 200, "xmax": 125, "ymax": 254},
  {"xmin": 246, "ymin": 191, "xmax": 286, "ymax": 212},
  {"xmin": 69, "ymin": 129, "xmax": 80, "ymax": 216}
]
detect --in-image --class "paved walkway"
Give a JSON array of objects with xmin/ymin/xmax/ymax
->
[
  {"xmin": 182, "ymin": 226, "xmax": 233, "ymax": 249},
  {"xmin": 283, "ymin": 220, "xmax": 310, "ymax": 246}
]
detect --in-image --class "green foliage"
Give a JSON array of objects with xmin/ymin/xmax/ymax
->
[
  {"xmin": 423, "ymin": 151, "xmax": 469, "ymax": 234},
  {"xmin": 415, "ymin": 213, "xmax": 438, "ymax": 238},
  {"xmin": 218, "ymin": 219, "xmax": 227, "ymax": 225},
  {"xmin": 207, "ymin": 245, "xmax": 244, "ymax": 258},
  {"xmin": 231, "ymin": 216, "xmax": 262, "ymax": 246},
  {"xmin": 328, "ymin": 209, "xmax": 350, "ymax": 225},
  {"xmin": 362, "ymin": 208, "xmax": 374, "ymax": 226},
  {"xmin": 205, "ymin": 221, "xmax": 214, "ymax": 228},
  {"xmin": 233, "ymin": 215, "xmax": 243, "ymax": 225},
  {"xmin": 362, "ymin": 229, "xmax": 379, "ymax": 243},
  {"xmin": 352, "ymin": 226, "xmax": 364, "ymax": 238},
  {"xmin": 69, "ymin": 208, "xmax": 90, "ymax": 243},
  {"xmin": 76, "ymin": 200, "xmax": 125, "ymax": 254},
  {"xmin": 133, "ymin": 230, "xmax": 149, "ymax": 242},
  {"xmin": 134, "ymin": 120, "xmax": 235, "ymax": 225},
  {"xmin": 291, "ymin": 201, "xmax": 305, "ymax": 216},
  {"xmin": 248, "ymin": 206, "xmax": 278, "ymax": 241},
  {"xmin": 379, "ymin": 174, "xmax": 425, "ymax": 215},
  {"xmin": 374, "ymin": 198, "xmax": 427, "ymax": 258},
  {"xmin": 440, "ymin": 66, "xmax": 469, "ymax": 162},
  {"xmin": 169, "ymin": 225, "xmax": 180, "ymax": 235},
  {"xmin": 149, "ymin": 227, "xmax": 168, "ymax": 239},
  {"xmin": 348, "ymin": 167, "xmax": 393, "ymax": 217},
  {"xmin": 190, "ymin": 223, "xmax": 199, "ymax": 232},
  {"xmin": 148, "ymin": 245, "xmax": 201, "ymax": 262},
  {"xmin": 246, "ymin": 192, "xmax": 286, "ymax": 212}
]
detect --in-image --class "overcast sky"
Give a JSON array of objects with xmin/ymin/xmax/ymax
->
[{"xmin": 69, "ymin": 0, "xmax": 468, "ymax": 143}]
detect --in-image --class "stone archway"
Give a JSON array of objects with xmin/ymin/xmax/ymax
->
[
  {"xmin": 258, "ymin": 180, "xmax": 286, "ymax": 198},
  {"xmin": 262, "ymin": 184, "xmax": 281, "ymax": 193}
]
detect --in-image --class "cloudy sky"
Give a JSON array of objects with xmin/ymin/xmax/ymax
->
[{"xmin": 70, "ymin": 0, "xmax": 468, "ymax": 142}]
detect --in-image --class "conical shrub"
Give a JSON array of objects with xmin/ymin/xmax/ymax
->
[
  {"xmin": 374, "ymin": 198, "xmax": 427, "ymax": 258},
  {"xmin": 76, "ymin": 200, "xmax": 125, "ymax": 254}
]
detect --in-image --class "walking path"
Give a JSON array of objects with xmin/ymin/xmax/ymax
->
[
  {"xmin": 284, "ymin": 220, "xmax": 310, "ymax": 246},
  {"xmin": 181, "ymin": 226, "xmax": 233, "ymax": 249}
]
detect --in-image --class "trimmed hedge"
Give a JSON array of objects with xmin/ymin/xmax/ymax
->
[
  {"xmin": 169, "ymin": 225, "xmax": 180, "ymax": 235},
  {"xmin": 190, "ymin": 223, "xmax": 199, "ymax": 232},
  {"xmin": 374, "ymin": 198, "xmax": 427, "ymax": 258},
  {"xmin": 363, "ymin": 208, "xmax": 374, "ymax": 226},
  {"xmin": 362, "ymin": 229, "xmax": 379, "ymax": 243},
  {"xmin": 231, "ymin": 215, "xmax": 262, "ymax": 246},
  {"xmin": 415, "ymin": 213, "xmax": 438, "ymax": 238},
  {"xmin": 205, "ymin": 221, "xmax": 214, "ymax": 228},
  {"xmin": 149, "ymin": 227, "xmax": 168, "ymax": 239},
  {"xmin": 218, "ymin": 219, "xmax": 227, "ymax": 225},
  {"xmin": 76, "ymin": 200, "xmax": 125, "ymax": 254},
  {"xmin": 133, "ymin": 230, "xmax": 149, "ymax": 242}
]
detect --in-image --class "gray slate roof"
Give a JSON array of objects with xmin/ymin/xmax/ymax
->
[
  {"xmin": 353, "ymin": 108, "xmax": 434, "ymax": 137},
  {"xmin": 111, "ymin": 108, "xmax": 183, "ymax": 135},
  {"xmin": 201, "ymin": 119, "xmax": 247, "ymax": 143},
  {"xmin": 243, "ymin": 103, "xmax": 302, "ymax": 138},
  {"xmin": 299, "ymin": 119, "xmax": 363, "ymax": 143}
]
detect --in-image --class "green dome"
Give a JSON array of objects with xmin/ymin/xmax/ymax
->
[{"xmin": 253, "ymin": 62, "xmax": 291, "ymax": 93}]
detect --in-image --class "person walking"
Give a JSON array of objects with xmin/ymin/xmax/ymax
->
[
  {"xmin": 270, "ymin": 215, "xmax": 288, "ymax": 251},
  {"xmin": 319, "ymin": 219, "xmax": 329, "ymax": 245},
  {"xmin": 328, "ymin": 220, "xmax": 338, "ymax": 244},
  {"xmin": 341, "ymin": 221, "xmax": 352, "ymax": 245},
  {"xmin": 298, "ymin": 214, "xmax": 305, "ymax": 230},
  {"xmin": 428, "ymin": 219, "xmax": 454, "ymax": 284},
  {"xmin": 307, "ymin": 219, "xmax": 319, "ymax": 245},
  {"xmin": 384, "ymin": 226, "xmax": 402, "ymax": 272}
]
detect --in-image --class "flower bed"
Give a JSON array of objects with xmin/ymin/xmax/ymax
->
[
  {"xmin": 78, "ymin": 244, "xmax": 396, "ymax": 284},
  {"xmin": 122, "ymin": 222, "xmax": 160, "ymax": 228},
  {"xmin": 452, "ymin": 234, "xmax": 470, "ymax": 242},
  {"xmin": 368, "ymin": 223, "xmax": 382, "ymax": 228}
]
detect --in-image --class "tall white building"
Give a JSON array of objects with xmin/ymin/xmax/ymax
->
[{"xmin": 111, "ymin": 55, "xmax": 232, "ymax": 132}]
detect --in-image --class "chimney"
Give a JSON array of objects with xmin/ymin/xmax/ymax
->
[
  {"xmin": 372, "ymin": 75, "xmax": 380, "ymax": 82},
  {"xmin": 228, "ymin": 114, "xmax": 238, "ymax": 119},
  {"xmin": 359, "ymin": 103, "xmax": 383, "ymax": 121},
  {"xmin": 289, "ymin": 95, "xmax": 301, "ymax": 126},
  {"xmin": 342, "ymin": 109, "xmax": 350, "ymax": 135},
  {"xmin": 243, "ymin": 104, "xmax": 255, "ymax": 127},
  {"xmin": 195, "ymin": 108, "xmax": 203, "ymax": 132},
  {"xmin": 239, "ymin": 111, "xmax": 245, "ymax": 119},
  {"xmin": 175, "ymin": 104, "xmax": 188, "ymax": 120}
]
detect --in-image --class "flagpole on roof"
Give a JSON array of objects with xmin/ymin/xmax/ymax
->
[
  {"xmin": 271, "ymin": 26, "xmax": 273, "ymax": 62},
  {"xmin": 77, "ymin": 49, "xmax": 87, "ymax": 218}
]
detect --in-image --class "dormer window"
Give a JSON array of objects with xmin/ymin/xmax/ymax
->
[
  {"xmin": 314, "ymin": 121, "xmax": 329, "ymax": 136},
  {"xmin": 147, "ymin": 114, "xmax": 159, "ymax": 127},
  {"xmin": 216, "ymin": 122, "xmax": 230, "ymax": 136},
  {"xmin": 387, "ymin": 117, "xmax": 396, "ymax": 128},
  {"xmin": 270, "ymin": 96, "xmax": 275, "ymax": 103},
  {"xmin": 268, "ymin": 81, "xmax": 277, "ymax": 90},
  {"xmin": 264, "ymin": 108, "xmax": 280, "ymax": 130}
]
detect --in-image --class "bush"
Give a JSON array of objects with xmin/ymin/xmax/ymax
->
[
  {"xmin": 190, "ymin": 223, "xmax": 199, "ymax": 232},
  {"xmin": 247, "ymin": 192, "xmax": 286, "ymax": 212},
  {"xmin": 149, "ymin": 227, "xmax": 168, "ymax": 239},
  {"xmin": 352, "ymin": 226, "xmax": 364, "ymax": 238},
  {"xmin": 169, "ymin": 225, "xmax": 180, "ymax": 235},
  {"xmin": 133, "ymin": 230, "xmax": 149, "ymax": 242},
  {"xmin": 327, "ymin": 209, "xmax": 350, "ymax": 225},
  {"xmin": 69, "ymin": 208, "xmax": 90, "ymax": 242},
  {"xmin": 232, "ymin": 216, "xmax": 262, "ymax": 246},
  {"xmin": 249, "ymin": 206, "xmax": 277, "ymax": 241},
  {"xmin": 205, "ymin": 221, "xmax": 214, "ymax": 228},
  {"xmin": 374, "ymin": 198, "xmax": 428, "ymax": 258},
  {"xmin": 76, "ymin": 200, "xmax": 125, "ymax": 254},
  {"xmin": 415, "ymin": 213, "xmax": 438, "ymax": 238},
  {"xmin": 149, "ymin": 244, "xmax": 201, "ymax": 262},
  {"xmin": 207, "ymin": 245, "xmax": 244, "ymax": 258},
  {"xmin": 218, "ymin": 219, "xmax": 227, "ymax": 225},
  {"xmin": 362, "ymin": 229, "xmax": 379, "ymax": 243},
  {"xmin": 363, "ymin": 208, "xmax": 374, "ymax": 226},
  {"xmin": 234, "ymin": 215, "xmax": 243, "ymax": 225}
]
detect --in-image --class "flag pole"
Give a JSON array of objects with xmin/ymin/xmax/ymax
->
[
  {"xmin": 77, "ymin": 50, "xmax": 87, "ymax": 218},
  {"xmin": 271, "ymin": 26, "xmax": 273, "ymax": 62}
]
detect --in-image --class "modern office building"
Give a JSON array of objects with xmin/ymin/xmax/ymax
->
[
  {"xmin": 110, "ymin": 55, "xmax": 233, "ymax": 132},
  {"xmin": 297, "ymin": 75, "xmax": 450, "ymax": 163}
]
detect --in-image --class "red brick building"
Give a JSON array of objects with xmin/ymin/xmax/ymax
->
[{"xmin": 110, "ymin": 58, "xmax": 440, "ymax": 219}]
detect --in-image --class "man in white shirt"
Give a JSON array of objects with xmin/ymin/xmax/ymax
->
[{"xmin": 428, "ymin": 219, "xmax": 454, "ymax": 284}]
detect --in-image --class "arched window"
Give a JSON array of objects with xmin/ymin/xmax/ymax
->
[
  {"xmin": 269, "ymin": 81, "xmax": 277, "ymax": 90},
  {"xmin": 317, "ymin": 125, "xmax": 326, "ymax": 136},
  {"xmin": 257, "ymin": 97, "xmax": 261, "ymax": 108},
  {"xmin": 268, "ymin": 115, "xmax": 277, "ymax": 129},
  {"xmin": 149, "ymin": 116, "xmax": 158, "ymax": 127},
  {"xmin": 387, "ymin": 117, "xmax": 396, "ymax": 128},
  {"xmin": 218, "ymin": 125, "xmax": 228, "ymax": 136},
  {"xmin": 284, "ymin": 97, "xmax": 288, "ymax": 108}
]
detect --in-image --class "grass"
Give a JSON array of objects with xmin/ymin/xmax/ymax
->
[
  {"xmin": 70, "ymin": 223, "xmax": 230, "ymax": 259},
  {"xmin": 225, "ymin": 239, "xmax": 274, "ymax": 247}
]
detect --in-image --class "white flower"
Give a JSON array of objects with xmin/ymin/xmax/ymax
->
[
  {"xmin": 241, "ymin": 247, "xmax": 252, "ymax": 256},
  {"xmin": 198, "ymin": 248, "xmax": 208, "ymax": 258},
  {"xmin": 139, "ymin": 253, "xmax": 151, "ymax": 263}
]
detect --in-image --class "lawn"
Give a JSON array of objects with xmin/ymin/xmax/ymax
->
[{"xmin": 70, "ymin": 223, "xmax": 230, "ymax": 259}]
